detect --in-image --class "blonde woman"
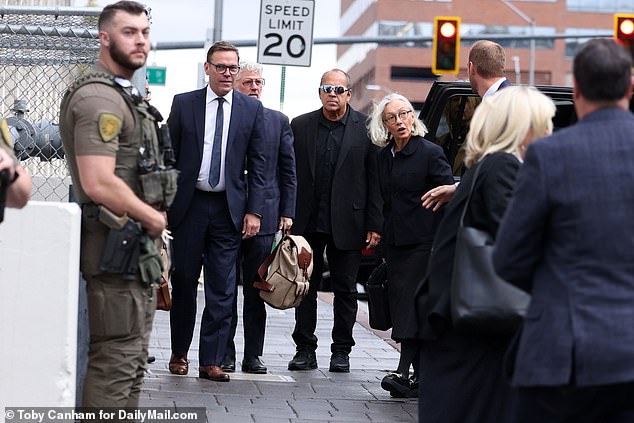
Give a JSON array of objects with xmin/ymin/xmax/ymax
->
[
  {"xmin": 416, "ymin": 86, "xmax": 556, "ymax": 423},
  {"xmin": 368, "ymin": 93, "xmax": 454, "ymax": 398}
]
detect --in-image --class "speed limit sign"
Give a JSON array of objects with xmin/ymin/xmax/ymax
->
[{"xmin": 257, "ymin": 0, "xmax": 315, "ymax": 67}]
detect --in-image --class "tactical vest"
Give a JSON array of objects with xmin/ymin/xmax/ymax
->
[{"xmin": 60, "ymin": 72, "xmax": 178, "ymax": 211}]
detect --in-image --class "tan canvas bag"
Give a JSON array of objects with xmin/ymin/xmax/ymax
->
[{"xmin": 253, "ymin": 234, "xmax": 313, "ymax": 310}]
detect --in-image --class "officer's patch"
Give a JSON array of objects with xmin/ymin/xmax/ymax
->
[
  {"xmin": 0, "ymin": 118, "xmax": 12, "ymax": 147},
  {"xmin": 98, "ymin": 113, "xmax": 122, "ymax": 142}
]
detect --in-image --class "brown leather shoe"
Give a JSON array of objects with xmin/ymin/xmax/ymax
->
[
  {"xmin": 199, "ymin": 365, "xmax": 230, "ymax": 382},
  {"xmin": 168, "ymin": 354, "xmax": 189, "ymax": 375}
]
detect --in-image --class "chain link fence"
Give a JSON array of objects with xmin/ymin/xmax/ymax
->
[{"xmin": 0, "ymin": 6, "xmax": 100, "ymax": 201}]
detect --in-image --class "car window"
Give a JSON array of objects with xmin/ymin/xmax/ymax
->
[{"xmin": 432, "ymin": 94, "xmax": 481, "ymax": 176}]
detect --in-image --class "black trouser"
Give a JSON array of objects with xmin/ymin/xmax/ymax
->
[
  {"xmin": 292, "ymin": 232, "xmax": 361, "ymax": 354},
  {"xmin": 226, "ymin": 234, "xmax": 274, "ymax": 361}
]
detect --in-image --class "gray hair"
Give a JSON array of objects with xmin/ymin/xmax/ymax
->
[
  {"xmin": 238, "ymin": 61, "xmax": 263, "ymax": 77},
  {"xmin": 367, "ymin": 93, "xmax": 427, "ymax": 147}
]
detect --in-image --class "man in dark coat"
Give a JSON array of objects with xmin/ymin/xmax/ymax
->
[
  {"xmin": 288, "ymin": 69, "xmax": 382, "ymax": 373},
  {"xmin": 494, "ymin": 38, "xmax": 634, "ymax": 422},
  {"xmin": 222, "ymin": 61, "xmax": 297, "ymax": 374}
]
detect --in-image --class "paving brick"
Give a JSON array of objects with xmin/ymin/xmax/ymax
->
[{"xmin": 140, "ymin": 290, "xmax": 416, "ymax": 422}]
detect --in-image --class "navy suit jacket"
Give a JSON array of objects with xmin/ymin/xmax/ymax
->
[
  {"xmin": 493, "ymin": 107, "xmax": 634, "ymax": 387},
  {"xmin": 259, "ymin": 107, "xmax": 297, "ymax": 235},
  {"xmin": 167, "ymin": 88, "xmax": 267, "ymax": 231}
]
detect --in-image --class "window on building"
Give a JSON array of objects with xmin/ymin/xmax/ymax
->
[
  {"xmin": 564, "ymin": 28, "xmax": 607, "ymax": 57},
  {"xmin": 390, "ymin": 66, "xmax": 438, "ymax": 81},
  {"xmin": 462, "ymin": 24, "xmax": 556, "ymax": 49},
  {"xmin": 377, "ymin": 21, "xmax": 556, "ymax": 50},
  {"xmin": 567, "ymin": 0, "xmax": 634, "ymax": 13}
]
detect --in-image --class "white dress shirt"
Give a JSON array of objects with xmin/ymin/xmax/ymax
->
[{"xmin": 196, "ymin": 86, "xmax": 233, "ymax": 192}]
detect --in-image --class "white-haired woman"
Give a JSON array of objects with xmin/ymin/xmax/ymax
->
[
  {"xmin": 368, "ymin": 93, "xmax": 454, "ymax": 398},
  {"xmin": 416, "ymin": 86, "xmax": 556, "ymax": 422}
]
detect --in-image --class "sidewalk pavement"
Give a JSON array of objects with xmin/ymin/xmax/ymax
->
[{"xmin": 140, "ymin": 290, "xmax": 418, "ymax": 423}]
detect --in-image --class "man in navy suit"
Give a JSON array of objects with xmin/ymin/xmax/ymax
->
[
  {"xmin": 494, "ymin": 38, "xmax": 634, "ymax": 421},
  {"xmin": 166, "ymin": 41, "xmax": 267, "ymax": 383},
  {"xmin": 222, "ymin": 61, "xmax": 297, "ymax": 374}
]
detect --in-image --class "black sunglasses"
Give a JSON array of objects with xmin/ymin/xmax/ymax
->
[{"xmin": 320, "ymin": 85, "xmax": 349, "ymax": 95}]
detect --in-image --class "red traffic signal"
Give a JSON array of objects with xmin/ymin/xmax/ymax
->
[
  {"xmin": 433, "ymin": 17, "xmax": 461, "ymax": 75},
  {"xmin": 614, "ymin": 14, "xmax": 634, "ymax": 62}
]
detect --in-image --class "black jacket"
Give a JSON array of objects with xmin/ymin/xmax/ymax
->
[
  {"xmin": 377, "ymin": 136, "xmax": 454, "ymax": 247},
  {"xmin": 291, "ymin": 107, "xmax": 382, "ymax": 250}
]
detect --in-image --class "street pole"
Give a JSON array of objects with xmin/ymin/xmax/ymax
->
[
  {"xmin": 213, "ymin": 0, "xmax": 223, "ymax": 42},
  {"xmin": 501, "ymin": 0, "xmax": 535, "ymax": 86},
  {"xmin": 512, "ymin": 56, "xmax": 521, "ymax": 84}
]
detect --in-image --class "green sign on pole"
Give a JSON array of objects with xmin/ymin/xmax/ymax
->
[{"xmin": 146, "ymin": 66, "xmax": 166, "ymax": 85}]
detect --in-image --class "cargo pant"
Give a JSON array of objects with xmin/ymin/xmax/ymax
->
[{"xmin": 82, "ymin": 273, "xmax": 155, "ymax": 408}]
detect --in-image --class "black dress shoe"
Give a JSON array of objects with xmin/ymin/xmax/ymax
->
[
  {"xmin": 241, "ymin": 357, "xmax": 267, "ymax": 374},
  {"xmin": 147, "ymin": 355, "xmax": 156, "ymax": 364},
  {"xmin": 288, "ymin": 350, "xmax": 317, "ymax": 371},
  {"xmin": 220, "ymin": 358, "xmax": 235, "ymax": 373},
  {"xmin": 381, "ymin": 373, "xmax": 417, "ymax": 398},
  {"xmin": 329, "ymin": 351, "xmax": 350, "ymax": 373}
]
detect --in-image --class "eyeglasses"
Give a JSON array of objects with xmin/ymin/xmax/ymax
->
[
  {"xmin": 241, "ymin": 78, "xmax": 265, "ymax": 87},
  {"xmin": 383, "ymin": 110, "xmax": 413, "ymax": 125},
  {"xmin": 320, "ymin": 85, "xmax": 349, "ymax": 95},
  {"xmin": 207, "ymin": 62, "xmax": 240, "ymax": 75}
]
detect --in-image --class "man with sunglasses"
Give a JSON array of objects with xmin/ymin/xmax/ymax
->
[
  {"xmin": 166, "ymin": 41, "xmax": 267, "ymax": 383},
  {"xmin": 288, "ymin": 69, "xmax": 382, "ymax": 373},
  {"xmin": 221, "ymin": 61, "xmax": 297, "ymax": 374}
]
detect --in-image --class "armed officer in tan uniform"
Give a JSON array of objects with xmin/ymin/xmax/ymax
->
[
  {"xmin": 0, "ymin": 119, "xmax": 31, "ymax": 211},
  {"xmin": 59, "ymin": 1, "xmax": 176, "ymax": 408}
]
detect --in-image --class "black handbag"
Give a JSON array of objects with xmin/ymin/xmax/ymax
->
[
  {"xmin": 450, "ymin": 160, "xmax": 530, "ymax": 335},
  {"xmin": 366, "ymin": 261, "xmax": 392, "ymax": 331}
]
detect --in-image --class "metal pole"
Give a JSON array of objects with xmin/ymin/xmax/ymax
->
[
  {"xmin": 512, "ymin": 56, "xmax": 521, "ymax": 84},
  {"xmin": 529, "ymin": 23, "xmax": 536, "ymax": 86},
  {"xmin": 280, "ymin": 66, "xmax": 286, "ymax": 112},
  {"xmin": 500, "ymin": 0, "xmax": 536, "ymax": 86},
  {"xmin": 213, "ymin": 0, "xmax": 223, "ymax": 42}
]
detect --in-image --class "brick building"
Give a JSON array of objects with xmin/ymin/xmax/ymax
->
[{"xmin": 339, "ymin": 0, "xmax": 634, "ymax": 113}]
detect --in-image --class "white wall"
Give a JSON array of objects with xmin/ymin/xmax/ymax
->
[{"xmin": 0, "ymin": 202, "xmax": 81, "ymax": 409}]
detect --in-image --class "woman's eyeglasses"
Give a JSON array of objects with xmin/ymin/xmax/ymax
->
[{"xmin": 383, "ymin": 110, "xmax": 412, "ymax": 125}]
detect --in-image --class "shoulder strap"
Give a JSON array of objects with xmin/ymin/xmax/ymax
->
[{"xmin": 458, "ymin": 158, "xmax": 485, "ymax": 228}]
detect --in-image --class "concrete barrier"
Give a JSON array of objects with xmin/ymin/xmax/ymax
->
[{"xmin": 0, "ymin": 201, "xmax": 81, "ymax": 409}]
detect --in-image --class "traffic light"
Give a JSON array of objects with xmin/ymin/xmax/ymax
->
[
  {"xmin": 614, "ymin": 14, "xmax": 634, "ymax": 63},
  {"xmin": 433, "ymin": 16, "xmax": 460, "ymax": 75}
]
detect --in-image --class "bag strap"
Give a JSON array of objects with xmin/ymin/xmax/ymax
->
[
  {"xmin": 458, "ymin": 159, "xmax": 484, "ymax": 228},
  {"xmin": 253, "ymin": 241, "xmax": 281, "ymax": 292}
]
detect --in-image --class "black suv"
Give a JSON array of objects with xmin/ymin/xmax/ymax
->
[{"xmin": 321, "ymin": 80, "xmax": 627, "ymax": 296}]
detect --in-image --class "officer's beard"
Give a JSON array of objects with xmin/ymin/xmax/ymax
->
[{"xmin": 110, "ymin": 39, "xmax": 146, "ymax": 74}]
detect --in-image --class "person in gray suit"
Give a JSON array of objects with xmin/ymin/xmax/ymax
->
[
  {"xmin": 223, "ymin": 61, "xmax": 297, "ymax": 374},
  {"xmin": 493, "ymin": 38, "xmax": 634, "ymax": 422}
]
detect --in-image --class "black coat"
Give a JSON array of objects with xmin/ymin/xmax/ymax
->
[
  {"xmin": 291, "ymin": 107, "xmax": 382, "ymax": 250},
  {"xmin": 377, "ymin": 136, "xmax": 454, "ymax": 247},
  {"xmin": 376, "ymin": 136, "xmax": 453, "ymax": 340},
  {"xmin": 416, "ymin": 152, "xmax": 522, "ymax": 423},
  {"xmin": 417, "ymin": 151, "xmax": 521, "ymax": 339}
]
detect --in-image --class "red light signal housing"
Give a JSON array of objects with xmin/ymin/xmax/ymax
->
[
  {"xmin": 614, "ymin": 14, "xmax": 634, "ymax": 63},
  {"xmin": 433, "ymin": 16, "xmax": 461, "ymax": 75}
]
